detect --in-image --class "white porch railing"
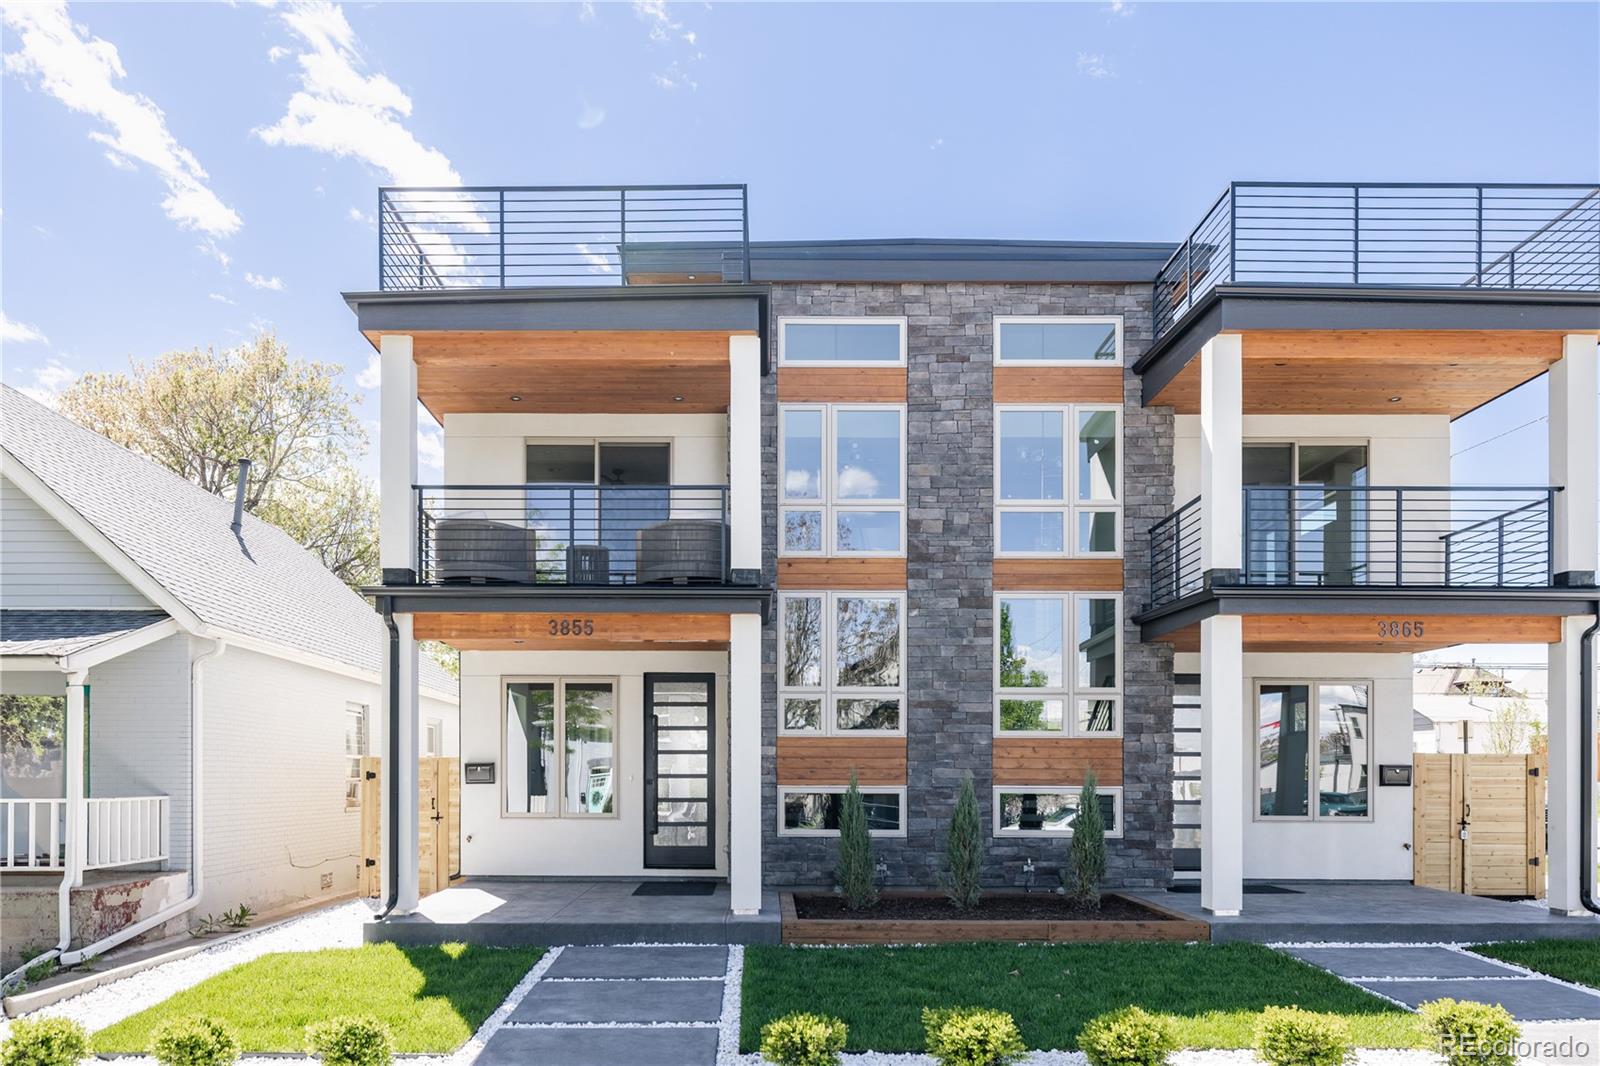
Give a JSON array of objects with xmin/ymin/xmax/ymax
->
[{"xmin": 1, "ymin": 796, "xmax": 170, "ymax": 872}]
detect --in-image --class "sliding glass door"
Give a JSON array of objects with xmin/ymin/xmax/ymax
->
[
  {"xmin": 1243, "ymin": 443, "xmax": 1368, "ymax": 586},
  {"xmin": 524, "ymin": 442, "xmax": 670, "ymax": 582}
]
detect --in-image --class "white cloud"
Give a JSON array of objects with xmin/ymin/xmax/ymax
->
[
  {"xmin": 784, "ymin": 470, "xmax": 817, "ymax": 497},
  {"xmin": 416, "ymin": 423, "xmax": 444, "ymax": 473},
  {"xmin": 1104, "ymin": 1, "xmax": 1134, "ymax": 15},
  {"xmin": 256, "ymin": 1, "xmax": 460, "ymax": 186},
  {"xmin": 198, "ymin": 238, "xmax": 231, "ymax": 270},
  {"xmin": 267, "ymin": 44, "xmax": 290, "ymax": 62},
  {"xmin": 578, "ymin": 1, "xmax": 596, "ymax": 22},
  {"xmin": 577, "ymin": 99, "xmax": 606, "ymax": 130},
  {"xmin": 929, "ymin": 137, "xmax": 944, "ymax": 151},
  {"xmin": 356, "ymin": 351, "xmax": 380, "ymax": 389},
  {"xmin": 208, "ymin": 292, "xmax": 235, "ymax": 305},
  {"xmin": 836, "ymin": 466, "xmax": 881, "ymax": 499},
  {"xmin": 1, "ymin": 2, "xmax": 241, "ymax": 237},
  {"xmin": 244, "ymin": 271, "xmax": 285, "ymax": 291},
  {"xmin": 651, "ymin": 60, "xmax": 699, "ymax": 91},
  {"xmin": 1076, "ymin": 52, "xmax": 1115, "ymax": 79},
  {"xmin": 347, "ymin": 205, "xmax": 376, "ymax": 228},
  {"xmin": 0, "ymin": 312, "xmax": 48, "ymax": 344},
  {"xmin": 16, "ymin": 358, "xmax": 77, "ymax": 406},
  {"xmin": 632, "ymin": 2, "xmax": 703, "ymax": 90}
]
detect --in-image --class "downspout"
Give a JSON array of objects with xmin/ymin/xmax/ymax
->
[
  {"xmin": 377, "ymin": 603, "xmax": 401, "ymax": 919},
  {"xmin": 1579, "ymin": 606, "xmax": 1600, "ymax": 914}
]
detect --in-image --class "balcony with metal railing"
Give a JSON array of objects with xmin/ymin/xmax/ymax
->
[
  {"xmin": 1147, "ymin": 485, "xmax": 1558, "ymax": 610},
  {"xmin": 1153, "ymin": 183, "xmax": 1600, "ymax": 339}
]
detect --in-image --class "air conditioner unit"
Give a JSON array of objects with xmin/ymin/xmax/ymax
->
[{"xmin": 567, "ymin": 545, "xmax": 611, "ymax": 585}]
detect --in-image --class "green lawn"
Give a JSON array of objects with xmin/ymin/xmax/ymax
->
[
  {"xmin": 740, "ymin": 942, "xmax": 1425, "ymax": 1052},
  {"xmin": 1473, "ymin": 940, "xmax": 1600, "ymax": 989},
  {"xmin": 93, "ymin": 943, "xmax": 543, "ymax": 1053}
]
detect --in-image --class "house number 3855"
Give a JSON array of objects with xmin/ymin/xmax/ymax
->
[
  {"xmin": 548, "ymin": 618, "xmax": 595, "ymax": 636},
  {"xmin": 1377, "ymin": 620, "xmax": 1423, "ymax": 638}
]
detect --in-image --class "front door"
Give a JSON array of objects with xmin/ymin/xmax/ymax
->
[{"xmin": 643, "ymin": 673, "xmax": 716, "ymax": 869}]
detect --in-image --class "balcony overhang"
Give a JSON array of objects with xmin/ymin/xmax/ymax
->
[
  {"xmin": 1136, "ymin": 286, "xmax": 1600, "ymax": 417},
  {"xmin": 342, "ymin": 284, "xmax": 769, "ymax": 419}
]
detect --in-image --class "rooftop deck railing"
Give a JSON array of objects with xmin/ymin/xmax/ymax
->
[
  {"xmin": 378, "ymin": 184, "xmax": 751, "ymax": 291},
  {"xmin": 1147, "ymin": 484, "xmax": 1557, "ymax": 610},
  {"xmin": 1152, "ymin": 183, "xmax": 1600, "ymax": 337}
]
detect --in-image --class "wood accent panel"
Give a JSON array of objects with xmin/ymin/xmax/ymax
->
[
  {"xmin": 775, "ymin": 737, "xmax": 908, "ymax": 785},
  {"xmin": 777, "ymin": 367, "xmax": 907, "ymax": 403},
  {"xmin": 413, "ymin": 611, "xmax": 732, "ymax": 649},
  {"xmin": 778, "ymin": 557, "xmax": 908, "ymax": 589},
  {"xmin": 994, "ymin": 366, "xmax": 1123, "ymax": 405},
  {"xmin": 992, "ymin": 738, "xmax": 1123, "ymax": 786},
  {"xmin": 780, "ymin": 891, "xmax": 1211, "ymax": 945},
  {"xmin": 993, "ymin": 559, "xmax": 1123, "ymax": 591},
  {"xmin": 1149, "ymin": 330, "xmax": 1571, "ymax": 417},
  {"xmin": 1160, "ymin": 613, "xmax": 1563, "ymax": 654}
]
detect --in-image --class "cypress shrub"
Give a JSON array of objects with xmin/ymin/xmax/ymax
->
[
  {"xmin": 835, "ymin": 772, "xmax": 878, "ymax": 910},
  {"xmin": 945, "ymin": 771, "xmax": 983, "ymax": 910}
]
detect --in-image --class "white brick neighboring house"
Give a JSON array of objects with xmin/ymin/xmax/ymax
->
[{"xmin": 0, "ymin": 384, "xmax": 457, "ymax": 976}]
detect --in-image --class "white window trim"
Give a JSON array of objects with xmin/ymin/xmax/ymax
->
[
  {"xmin": 777, "ymin": 786, "xmax": 908, "ymax": 837},
  {"xmin": 994, "ymin": 315, "xmax": 1123, "ymax": 366},
  {"xmin": 992, "ymin": 785, "xmax": 1125, "ymax": 839},
  {"xmin": 500, "ymin": 675, "xmax": 622, "ymax": 820},
  {"xmin": 344, "ymin": 702, "xmax": 369, "ymax": 812},
  {"xmin": 995, "ymin": 404, "xmax": 1123, "ymax": 558},
  {"xmin": 779, "ymin": 403, "xmax": 907, "ymax": 557},
  {"xmin": 779, "ymin": 590, "xmax": 908, "ymax": 737},
  {"xmin": 425, "ymin": 717, "xmax": 444, "ymax": 758},
  {"xmin": 994, "ymin": 592, "xmax": 1122, "ymax": 738},
  {"xmin": 778, "ymin": 316, "xmax": 909, "ymax": 368},
  {"xmin": 1252, "ymin": 677, "xmax": 1375, "ymax": 824}
]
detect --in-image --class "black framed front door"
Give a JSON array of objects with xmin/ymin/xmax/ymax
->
[{"xmin": 643, "ymin": 673, "xmax": 716, "ymax": 869}]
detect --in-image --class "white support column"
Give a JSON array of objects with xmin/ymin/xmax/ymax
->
[
  {"xmin": 728, "ymin": 612, "xmax": 763, "ymax": 914},
  {"xmin": 728, "ymin": 334, "xmax": 762, "ymax": 580},
  {"xmin": 379, "ymin": 334, "xmax": 419, "ymax": 581},
  {"xmin": 1548, "ymin": 616, "xmax": 1588, "ymax": 915},
  {"xmin": 65, "ymin": 673, "xmax": 88, "ymax": 887},
  {"xmin": 1199, "ymin": 334, "xmax": 1244, "ymax": 578},
  {"xmin": 1199, "ymin": 615, "xmax": 1244, "ymax": 916},
  {"xmin": 390, "ymin": 613, "xmax": 422, "ymax": 914}
]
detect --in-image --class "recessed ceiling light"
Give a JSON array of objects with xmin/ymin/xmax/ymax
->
[
  {"xmin": 673, "ymin": 395, "xmax": 685, "ymax": 402},
  {"xmin": 513, "ymin": 639, "xmax": 524, "ymax": 644},
  {"xmin": 1388, "ymin": 396, "xmax": 1402, "ymax": 403},
  {"xmin": 1274, "ymin": 362, "xmax": 1288, "ymax": 367},
  {"xmin": 687, "ymin": 274, "xmax": 698, "ymax": 280},
  {"xmin": 509, "ymin": 395, "xmax": 522, "ymax": 402}
]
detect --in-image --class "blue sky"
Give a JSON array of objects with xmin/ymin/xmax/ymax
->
[{"xmin": 2, "ymin": 0, "xmax": 1596, "ymax": 663}]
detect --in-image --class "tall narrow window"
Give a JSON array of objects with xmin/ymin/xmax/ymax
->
[
  {"xmin": 344, "ymin": 703, "xmax": 369, "ymax": 810},
  {"xmin": 780, "ymin": 592, "xmax": 905, "ymax": 735},
  {"xmin": 505, "ymin": 679, "xmax": 616, "ymax": 817},
  {"xmin": 781, "ymin": 405, "xmax": 906, "ymax": 556},
  {"xmin": 995, "ymin": 594, "xmax": 1120, "ymax": 736},
  {"xmin": 1257, "ymin": 680, "xmax": 1370, "ymax": 821},
  {"xmin": 996, "ymin": 406, "xmax": 1120, "ymax": 556}
]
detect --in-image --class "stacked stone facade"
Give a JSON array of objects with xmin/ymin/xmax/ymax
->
[{"xmin": 760, "ymin": 281, "xmax": 1173, "ymax": 889}]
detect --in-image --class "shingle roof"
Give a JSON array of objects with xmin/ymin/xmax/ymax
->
[
  {"xmin": 0, "ymin": 385, "xmax": 454, "ymax": 696},
  {"xmin": 0, "ymin": 609, "xmax": 169, "ymax": 656}
]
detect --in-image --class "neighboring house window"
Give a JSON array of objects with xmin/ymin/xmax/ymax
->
[
  {"xmin": 504, "ymin": 678, "xmax": 617, "ymax": 818},
  {"xmin": 425, "ymin": 719, "xmax": 443, "ymax": 758},
  {"xmin": 780, "ymin": 405, "xmax": 906, "ymax": 555},
  {"xmin": 995, "ymin": 406, "xmax": 1121, "ymax": 556},
  {"xmin": 994, "ymin": 316, "xmax": 1121, "ymax": 365},
  {"xmin": 780, "ymin": 591, "xmax": 905, "ymax": 736},
  {"xmin": 779, "ymin": 317, "xmax": 907, "ymax": 366},
  {"xmin": 1257, "ymin": 680, "xmax": 1371, "ymax": 821},
  {"xmin": 995, "ymin": 594, "xmax": 1121, "ymax": 736},
  {"xmin": 994, "ymin": 786, "xmax": 1124, "ymax": 838},
  {"xmin": 344, "ymin": 702, "xmax": 369, "ymax": 810},
  {"xmin": 778, "ymin": 786, "xmax": 906, "ymax": 837}
]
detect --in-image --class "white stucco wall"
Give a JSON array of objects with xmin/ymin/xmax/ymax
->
[
  {"xmin": 0, "ymin": 475, "xmax": 154, "ymax": 609},
  {"xmin": 441, "ymin": 413, "xmax": 729, "ymax": 485},
  {"xmin": 458, "ymin": 648, "xmax": 729, "ymax": 878}
]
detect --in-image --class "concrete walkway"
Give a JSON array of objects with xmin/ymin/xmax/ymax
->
[
  {"xmin": 475, "ymin": 945, "xmax": 731, "ymax": 1066},
  {"xmin": 1281, "ymin": 944, "xmax": 1600, "ymax": 1022}
]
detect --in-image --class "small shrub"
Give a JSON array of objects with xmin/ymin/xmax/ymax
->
[
  {"xmin": 221, "ymin": 904, "xmax": 254, "ymax": 929},
  {"xmin": 188, "ymin": 914, "xmax": 222, "ymax": 938},
  {"xmin": 1069, "ymin": 772, "xmax": 1108, "ymax": 909},
  {"xmin": 1078, "ymin": 1006, "xmax": 1176, "ymax": 1066},
  {"xmin": 1, "ymin": 1017, "xmax": 89, "ymax": 1066},
  {"xmin": 1253, "ymin": 1005, "xmax": 1353, "ymax": 1066},
  {"xmin": 922, "ymin": 1006, "xmax": 1026, "ymax": 1066},
  {"xmin": 944, "ymin": 772, "xmax": 984, "ymax": 910},
  {"xmin": 835, "ymin": 772, "xmax": 878, "ymax": 911},
  {"xmin": 150, "ymin": 1016, "xmax": 239, "ymax": 1066},
  {"xmin": 1418, "ymin": 998, "xmax": 1519, "ymax": 1066},
  {"xmin": 306, "ymin": 1016, "xmax": 393, "ymax": 1066},
  {"xmin": 758, "ymin": 1012, "xmax": 848, "ymax": 1066}
]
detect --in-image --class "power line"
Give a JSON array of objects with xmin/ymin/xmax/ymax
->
[{"xmin": 1451, "ymin": 415, "xmax": 1548, "ymax": 458}]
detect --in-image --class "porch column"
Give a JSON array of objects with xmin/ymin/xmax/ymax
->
[
  {"xmin": 728, "ymin": 334, "xmax": 762, "ymax": 583},
  {"xmin": 1546, "ymin": 334, "xmax": 1597, "ymax": 917},
  {"xmin": 380, "ymin": 334, "xmax": 419, "ymax": 584},
  {"xmin": 728, "ymin": 612, "xmax": 762, "ymax": 914},
  {"xmin": 1199, "ymin": 615, "xmax": 1244, "ymax": 916},
  {"xmin": 65, "ymin": 673, "xmax": 88, "ymax": 888},
  {"xmin": 386, "ymin": 612, "xmax": 422, "ymax": 914},
  {"xmin": 1199, "ymin": 334, "xmax": 1243, "ymax": 582}
]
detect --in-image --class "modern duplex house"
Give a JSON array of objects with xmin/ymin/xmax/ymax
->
[{"xmin": 352, "ymin": 183, "xmax": 1598, "ymax": 923}]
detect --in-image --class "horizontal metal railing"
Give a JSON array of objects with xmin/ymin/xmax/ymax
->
[
  {"xmin": 378, "ymin": 184, "xmax": 750, "ymax": 290},
  {"xmin": 1147, "ymin": 485, "xmax": 1556, "ymax": 609},
  {"xmin": 1153, "ymin": 183, "xmax": 1600, "ymax": 337},
  {"xmin": 417, "ymin": 483, "xmax": 731, "ymax": 586}
]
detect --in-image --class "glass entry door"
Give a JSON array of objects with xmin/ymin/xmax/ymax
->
[{"xmin": 643, "ymin": 674, "xmax": 716, "ymax": 869}]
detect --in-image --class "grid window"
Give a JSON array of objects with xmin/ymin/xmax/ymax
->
[
  {"xmin": 996, "ymin": 593, "xmax": 1121, "ymax": 736},
  {"xmin": 781, "ymin": 404, "xmax": 906, "ymax": 556},
  {"xmin": 780, "ymin": 591, "xmax": 906, "ymax": 735},
  {"xmin": 996, "ymin": 406, "xmax": 1121, "ymax": 557}
]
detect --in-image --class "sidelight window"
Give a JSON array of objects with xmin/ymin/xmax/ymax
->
[{"xmin": 504, "ymin": 678, "xmax": 617, "ymax": 817}]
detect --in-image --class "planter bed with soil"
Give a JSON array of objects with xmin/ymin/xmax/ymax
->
[{"xmin": 781, "ymin": 890, "xmax": 1209, "ymax": 944}]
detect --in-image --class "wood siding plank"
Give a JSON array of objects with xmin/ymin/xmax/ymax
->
[
  {"xmin": 776, "ymin": 737, "xmax": 908, "ymax": 785},
  {"xmin": 992, "ymin": 738, "xmax": 1123, "ymax": 786},
  {"xmin": 993, "ymin": 559, "xmax": 1123, "ymax": 591},
  {"xmin": 994, "ymin": 367, "xmax": 1123, "ymax": 404},
  {"xmin": 778, "ymin": 557, "xmax": 909, "ymax": 589},
  {"xmin": 777, "ymin": 368, "xmax": 908, "ymax": 403}
]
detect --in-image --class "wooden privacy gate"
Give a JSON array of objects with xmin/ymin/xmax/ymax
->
[
  {"xmin": 1412, "ymin": 753, "xmax": 1546, "ymax": 897},
  {"xmin": 358, "ymin": 757, "xmax": 460, "ymax": 898}
]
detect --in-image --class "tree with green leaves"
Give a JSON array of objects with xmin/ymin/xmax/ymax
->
[
  {"xmin": 836, "ymin": 771, "xmax": 878, "ymax": 910},
  {"xmin": 997, "ymin": 602, "xmax": 1051, "ymax": 731},
  {"xmin": 944, "ymin": 771, "xmax": 983, "ymax": 910},
  {"xmin": 0, "ymin": 695, "xmax": 64, "ymax": 782},
  {"xmin": 1069, "ymin": 772, "xmax": 1107, "ymax": 909}
]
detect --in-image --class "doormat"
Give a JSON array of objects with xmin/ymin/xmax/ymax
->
[
  {"xmin": 633, "ymin": 882, "xmax": 717, "ymax": 897},
  {"xmin": 1167, "ymin": 883, "xmax": 1301, "ymax": 895}
]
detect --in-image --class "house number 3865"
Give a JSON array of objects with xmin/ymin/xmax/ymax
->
[
  {"xmin": 1377, "ymin": 620, "xmax": 1423, "ymax": 638},
  {"xmin": 548, "ymin": 618, "xmax": 595, "ymax": 636}
]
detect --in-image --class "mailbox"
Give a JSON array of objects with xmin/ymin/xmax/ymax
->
[
  {"xmin": 1379, "ymin": 764, "xmax": 1411, "ymax": 787},
  {"xmin": 464, "ymin": 762, "xmax": 496, "ymax": 784}
]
